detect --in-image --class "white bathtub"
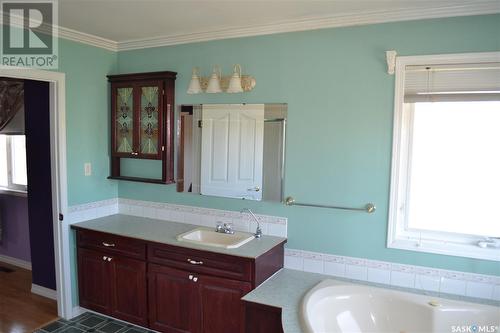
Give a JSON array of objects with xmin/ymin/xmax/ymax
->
[{"xmin": 301, "ymin": 279, "xmax": 500, "ymax": 333}]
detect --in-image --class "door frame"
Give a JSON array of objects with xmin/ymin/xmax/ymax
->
[{"xmin": 0, "ymin": 66, "xmax": 70, "ymax": 318}]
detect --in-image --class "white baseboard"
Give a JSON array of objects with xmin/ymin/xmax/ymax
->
[
  {"xmin": 31, "ymin": 283, "xmax": 57, "ymax": 300},
  {"xmin": 0, "ymin": 254, "xmax": 31, "ymax": 270}
]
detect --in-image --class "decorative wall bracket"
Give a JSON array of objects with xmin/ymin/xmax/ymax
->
[{"xmin": 386, "ymin": 50, "xmax": 397, "ymax": 75}]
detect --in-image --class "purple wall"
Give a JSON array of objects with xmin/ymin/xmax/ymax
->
[{"xmin": 0, "ymin": 193, "xmax": 31, "ymax": 262}]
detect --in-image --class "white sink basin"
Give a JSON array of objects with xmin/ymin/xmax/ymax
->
[{"xmin": 176, "ymin": 227, "xmax": 255, "ymax": 249}]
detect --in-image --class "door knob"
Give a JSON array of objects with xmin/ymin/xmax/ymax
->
[{"xmin": 247, "ymin": 186, "xmax": 260, "ymax": 192}]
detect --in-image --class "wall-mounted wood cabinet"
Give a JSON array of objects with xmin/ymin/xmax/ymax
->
[{"xmin": 107, "ymin": 71, "xmax": 176, "ymax": 184}]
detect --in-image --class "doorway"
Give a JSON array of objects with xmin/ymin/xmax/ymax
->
[
  {"xmin": 0, "ymin": 78, "xmax": 59, "ymax": 331},
  {"xmin": 0, "ymin": 66, "xmax": 70, "ymax": 323}
]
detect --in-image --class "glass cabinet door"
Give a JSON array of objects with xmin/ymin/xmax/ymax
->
[
  {"xmin": 139, "ymin": 84, "xmax": 162, "ymax": 158},
  {"xmin": 115, "ymin": 87, "xmax": 134, "ymax": 155}
]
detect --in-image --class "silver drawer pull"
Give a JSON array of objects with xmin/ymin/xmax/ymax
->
[
  {"xmin": 102, "ymin": 242, "xmax": 115, "ymax": 247},
  {"xmin": 192, "ymin": 277, "xmax": 198, "ymax": 282},
  {"xmin": 187, "ymin": 259, "xmax": 203, "ymax": 265},
  {"xmin": 188, "ymin": 274, "xmax": 193, "ymax": 280},
  {"xmin": 107, "ymin": 257, "xmax": 113, "ymax": 262},
  {"xmin": 102, "ymin": 256, "xmax": 108, "ymax": 261}
]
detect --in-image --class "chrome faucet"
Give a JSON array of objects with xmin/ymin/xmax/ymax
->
[
  {"xmin": 215, "ymin": 222, "xmax": 235, "ymax": 234},
  {"xmin": 240, "ymin": 208, "xmax": 262, "ymax": 238}
]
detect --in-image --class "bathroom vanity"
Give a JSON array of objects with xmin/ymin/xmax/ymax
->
[{"xmin": 72, "ymin": 215, "xmax": 286, "ymax": 333}]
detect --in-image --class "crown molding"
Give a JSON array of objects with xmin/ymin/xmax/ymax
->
[
  {"xmin": 3, "ymin": 2, "xmax": 499, "ymax": 52},
  {"xmin": 116, "ymin": 2, "xmax": 500, "ymax": 51},
  {"xmin": 59, "ymin": 26, "xmax": 118, "ymax": 51},
  {"xmin": 1, "ymin": 11, "xmax": 118, "ymax": 51}
]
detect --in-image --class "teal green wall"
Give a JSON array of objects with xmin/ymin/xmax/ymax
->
[
  {"xmin": 55, "ymin": 39, "xmax": 118, "ymax": 305},
  {"xmin": 58, "ymin": 39, "xmax": 118, "ymax": 205},
  {"xmin": 115, "ymin": 14, "xmax": 500, "ymax": 276}
]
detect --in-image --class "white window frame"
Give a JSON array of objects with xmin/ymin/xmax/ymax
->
[
  {"xmin": 387, "ymin": 51, "xmax": 500, "ymax": 262},
  {"xmin": 0, "ymin": 134, "xmax": 28, "ymax": 193}
]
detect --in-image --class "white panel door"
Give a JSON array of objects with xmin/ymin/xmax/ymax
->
[{"xmin": 200, "ymin": 104, "xmax": 264, "ymax": 200}]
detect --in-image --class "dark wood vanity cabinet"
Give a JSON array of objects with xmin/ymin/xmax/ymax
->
[
  {"xmin": 148, "ymin": 264, "xmax": 200, "ymax": 333},
  {"xmin": 75, "ymin": 227, "xmax": 285, "ymax": 332},
  {"xmin": 77, "ymin": 231, "xmax": 148, "ymax": 326},
  {"xmin": 108, "ymin": 71, "xmax": 176, "ymax": 184}
]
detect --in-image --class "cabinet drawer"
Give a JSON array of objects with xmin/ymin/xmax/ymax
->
[
  {"xmin": 148, "ymin": 243, "xmax": 253, "ymax": 282},
  {"xmin": 77, "ymin": 229, "xmax": 146, "ymax": 260}
]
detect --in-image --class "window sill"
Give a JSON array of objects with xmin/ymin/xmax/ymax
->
[
  {"xmin": 388, "ymin": 238, "xmax": 500, "ymax": 262},
  {"xmin": 0, "ymin": 188, "xmax": 28, "ymax": 197}
]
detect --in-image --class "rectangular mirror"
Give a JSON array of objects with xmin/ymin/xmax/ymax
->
[{"xmin": 177, "ymin": 103, "xmax": 287, "ymax": 202}]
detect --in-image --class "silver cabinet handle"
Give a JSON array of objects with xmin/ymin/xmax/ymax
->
[
  {"xmin": 103, "ymin": 256, "xmax": 108, "ymax": 261},
  {"xmin": 187, "ymin": 259, "xmax": 203, "ymax": 265},
  {"xmin": 131, "ymin": 152, "xmax": 139, "ymax": 156},
  {"xmin": 107, "ymin": 257, "xmax": 113, "ymax": 262},
  {"xmin": 102, "ymin": 242, "xmax": 115, "ymax": 247},
  {"xmin": 192, "ymin": 277, "xmax": 198, "ymax": 282},
  {"xmin": 188, "ymin": 274, "xmax": 193, "ymax": 280}
]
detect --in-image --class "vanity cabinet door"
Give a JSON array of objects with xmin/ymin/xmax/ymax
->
[
  {"xmin": 109, "ymin": 255, "xmax": 148, "ymax": 327},
  {"xmin": 198, "ymin": 274, "xmax": 252, "ymax": 333},
  {"xmin": 148, "ymin": 264, "xmax": 200, "ymax": 333},
  {"xmin": 78, "ymin": 248, "xmax": 112, "ymax": 315}
]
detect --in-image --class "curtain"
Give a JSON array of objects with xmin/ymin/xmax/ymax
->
[{"xmin": 0, "ymin": 80, "xmax": 24, "ymax": 132}]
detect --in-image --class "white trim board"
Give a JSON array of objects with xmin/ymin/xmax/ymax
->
[
  {"xmin": 0, "ymin": 254, "xmax": 32, "ymax": 270},
  {"xmin": 284, "ymin": 248, "xmax": 500, "ymax": 301},
  {"xmin": 31, "ymin": 283, "xmax": 57, "ymax": 300},
  {"xmin": 19, "ymin": 2, "xmax": 500, "ymax": 52}
]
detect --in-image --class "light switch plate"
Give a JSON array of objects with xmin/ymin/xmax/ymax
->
[{"xmin": 84, "ymin": 163, "xmax": 92, "ymax": 176}]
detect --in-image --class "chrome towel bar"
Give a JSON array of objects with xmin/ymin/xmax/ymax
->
[{"xmin": 285, "ymin": 196, "xmax": 376, "ymax": 213}]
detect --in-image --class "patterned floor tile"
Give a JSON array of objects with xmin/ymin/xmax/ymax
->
[{"xmin": 39, "ymin": 312, "xmax": 154, "ymax": 333}]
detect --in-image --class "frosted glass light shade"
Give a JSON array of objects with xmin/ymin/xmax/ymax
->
[
  {"xmin": 187, "ymin": 67, "xmax": 203, "ymax": 94},
  {"xmin": 206, "ymin": 65, "xmax": 222, "ymax": 93},
  {"xmin": 226, "ymin": 64, "xmax": 243, "ymax": 93}
]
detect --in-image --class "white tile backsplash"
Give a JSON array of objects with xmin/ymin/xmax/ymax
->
[
  {"xmin": 367, "ymin": 267, "xmax": 391, "ymax": 284},
  {"xmin": 440, "ymin": 277, "xmax": 467, "ymax": 296},
  {"xmin": 345, "ymin": 264, "xmax": 368, "ymax": 281},
  {"xmin": 493, "ymin": 285, "xmax": 500, "ymax": 301},
  {"xmin": 68, "ymin": 199, "xmax": 499, "ymax": 302},
  {"xmin": 415, "ymin": 274, "xmax": 441, "ymax": 292},
  {"xmin": 324, "ymin": 261, "xmax": 346, "ymax": 277},
  {"xmin": 390, "ymin": 271, "xmax": 415, "ymax": 288},
  {"xmin": 283, "ymin": 248, "xmax": 500, "ymax": 301},
  {"xmin": 466, "ymin": 281, "xmax": 494, "ymax": 299},
  {"xmin": 303, "ymin": 252, "xmax": 324, "ymax": 274},
  {"xmin": 118, "ymin": 198, "xmax": 287, "ymax": 238}
]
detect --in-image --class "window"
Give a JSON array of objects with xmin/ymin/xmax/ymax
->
[
  {"xmin": 388, "ymin": 52, "xmax": 500, "ymax": 261},
  {"xmin": 0, "ymin": 134, "xmax": 28, "ymax": 192}
]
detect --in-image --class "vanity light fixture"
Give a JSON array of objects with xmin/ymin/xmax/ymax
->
[
  {"xmin": 226, "ymin": 64, "xmax": 244, "ymax": 93},
  {"xmin": 186, "ymin": 65, "xmax": 256, "ymax": 94},
  {"xmin": 205, "ymin": 65, "xmax": 223, "ymax": 93},
  {"xmin": 187, "ymin": 67, "xmax": 203, "ymax": 94}
]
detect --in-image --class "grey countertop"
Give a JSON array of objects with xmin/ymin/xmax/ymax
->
[
  {"xmin": 242, "ymin": 269, "xmax": 500, "ymax": 333},
  {"xmin": 71, "ymin": 214, "xmax": 286, "ymax": 259}
]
